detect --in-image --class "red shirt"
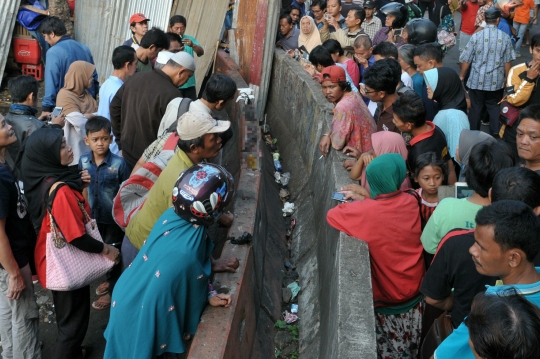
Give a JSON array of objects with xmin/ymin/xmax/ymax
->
[
  {"xmin": 327, "ymin": 191, "xmax": 425, "ymax": 307},
  {"xmin": 461, "ymin": 1, "xmax": 480, "ymax": 35},
  {"xmin": 35, "ymin": 186, "xmax": 90, "ymax": 288}
]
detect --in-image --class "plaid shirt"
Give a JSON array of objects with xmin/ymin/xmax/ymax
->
[
  {"xmin": 361, "ymin": 16, "xmax": 382, "ymax": 40},
  {"xmin": 460, "ymin": 25, "xmax": 515, "ymax": 91}
]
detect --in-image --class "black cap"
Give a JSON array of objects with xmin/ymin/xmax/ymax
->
[
  {"xmin": 364, "ymin": 0, "xmax": 376, "ymax": 9},
  {"xmin": 485, "ymin": 7, "xmax": 501, "ymax": 21}
]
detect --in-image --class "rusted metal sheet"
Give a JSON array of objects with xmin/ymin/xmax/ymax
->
[
  {"xmin": 0, "ymin": 0, "xmax": 21, "ymax": 82},
  {"xmin": 252, "ymin": 0, "xmax": 279, "ymax": 119},
  {"xmin": 231, "ymin": 0, "xmax": 279, "ymax": 119},
  {"xmin": 74, "ymin": 0, "xmax": 172, "ymax": 84},
  {"xmin": 173, "ymin": 0, "xmax": 229, "ymax": 93}
]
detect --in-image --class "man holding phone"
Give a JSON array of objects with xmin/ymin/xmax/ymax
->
[{"xmin": 169, "ymin": 15, "xmax": 204, "ymax": 101}]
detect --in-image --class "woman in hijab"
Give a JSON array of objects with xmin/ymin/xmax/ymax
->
[
  {"xmin": 56, "ymin": 61, "xmax": 97, "ymax": 117},
  {"xmin": 327, "ymin": 153, "xmax": 424, "ymax": 359},
  {"xmin": 424, "ymin": 67, "xmax": 469, "ymax": 164},
  {"xmin": 56, "ymin": 61, "xmax": 97, "ymax": 166},
  {"xmin": 347, "ymin": 131, "xmax": 411, "ymax": 196},
  {"xmin": 104, "ymin": 164, "xmax": 233, "ymax": 358},
  {"xmin": 455, "ymin": 130, "xmax": 497, "ymax": 181},
  {"xmin": 298, "ymin": 15, "xmax": 322, "ymax": 53},
  {"xmin": 21, "ymin": 127, "xmax": 119, "ymax": 358}
]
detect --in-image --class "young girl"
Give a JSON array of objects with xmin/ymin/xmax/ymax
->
[{"xmin": 414, "ymin": 152, "xmax": 447, "ymax": 226}]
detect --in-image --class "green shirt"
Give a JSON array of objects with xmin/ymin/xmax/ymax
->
[
  {"xmin": 126, "ymin": 150, "xmax": 194, "ymax": 249},
  {"xmin": 137, "ymin": 58, "xmax": 153, "ymax": 73},
  {"xmin": 179, "ymin": 35, "xmax": 201, "ymax": 90},
  {"xmin": 420, "ymin": 197, "xmax": 483, "ymax": 254}
]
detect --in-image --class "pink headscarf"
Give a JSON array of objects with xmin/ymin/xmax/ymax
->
[{"xmin": 361, "ymin": 131, "xmax": 411, "ymax": 192}]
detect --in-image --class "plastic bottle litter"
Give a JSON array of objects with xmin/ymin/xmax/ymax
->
[
  {"xmin": 274, "ymin": 159, "xmax": 282, "ymax": 172},
  {"xmin": 291, "ymin": 304, "xmax": 298, "ymax": 313}
]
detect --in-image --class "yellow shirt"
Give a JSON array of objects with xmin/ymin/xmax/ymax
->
[{"xmin": 126, "ymin": 150, "xmax": 194, "ymax": 249}]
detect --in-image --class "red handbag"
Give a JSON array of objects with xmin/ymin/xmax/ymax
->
[{"xmin": 499, "ymin": 100, "xmax": 521, "ymax": 127}]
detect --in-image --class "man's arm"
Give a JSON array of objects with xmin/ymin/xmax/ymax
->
[
  {"xmin": 504, "ymin": 62, "xmax": 512, "ymax": 78},
  {"xmin": 0, "ymin": 219, "xmax": 25, "ymax": 300},
  {"xmin": 110, "ymin": 85, "xmax": 125, "ymax": 150},
  {"xmin": 459, "ymin": 62, "xmax": 471, "ymax": 82},
  {"xmin": 42, "ymin": 51, "xmax": 62, "ymax": 112},
  {"xmin": 425, "ymin": 292, "xmax": 455, "ymax": 312}
]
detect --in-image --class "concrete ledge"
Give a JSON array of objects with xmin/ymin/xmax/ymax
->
[{"xmin": 187, "ymin": 51, "xmax": 261, "ymax": 359}]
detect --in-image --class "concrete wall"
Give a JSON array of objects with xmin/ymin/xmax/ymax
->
[{"xmin": 265, "ymin": 49, "xmax": 377, "ymax": 358}]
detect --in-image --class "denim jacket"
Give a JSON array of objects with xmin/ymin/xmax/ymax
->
[{"xmin": 78, "ymin": 150, "xmax": 130, "ymax": 224}]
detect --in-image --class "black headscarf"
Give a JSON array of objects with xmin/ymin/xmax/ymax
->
[
  {"xmin": 432, "ymin": 67, "xmax": 468, "ymax": 112},
  {"xmin": 20, "ymin": 127, "xmax": 82, "ymax": 230}
]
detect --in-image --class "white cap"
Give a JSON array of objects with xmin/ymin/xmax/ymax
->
[
  {"xmin": 156, "ymin": 51, "xmax": 174, "ymax": 65},
  {"xmin": 177, "ymin": 112, "xmax": 230, "ymax": 140},
  {"xmin": 169, "ymin": 52, "xmax": 196, "ymax": 72}
]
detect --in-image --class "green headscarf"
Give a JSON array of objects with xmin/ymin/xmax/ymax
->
[{"xmin": 366, "ymin": 153, "xmax": 407, "ymax": 199}]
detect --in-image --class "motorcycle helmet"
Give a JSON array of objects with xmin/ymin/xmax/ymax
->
[
  {"xmin": 172, "ymin": 163, "xmax": 234, "ymax": 226},
  {"xmin": 405, "ymin": 18, "xmax": 438, "ymax": 45},
  {"xmin": 380, "ymin": 2, "xmax": 409, "ymax": 29}
]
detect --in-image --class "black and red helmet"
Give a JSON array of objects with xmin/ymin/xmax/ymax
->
[{"xmin": 172, "ymin": 163, "xmax": 234, "ymax": 226}]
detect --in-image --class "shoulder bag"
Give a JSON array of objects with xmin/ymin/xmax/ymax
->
[{"xmin": 45, "ymin": 183, "xmax": 114, "ymax": 291}]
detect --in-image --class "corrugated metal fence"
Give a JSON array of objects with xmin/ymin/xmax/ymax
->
[
  {"xmin": 173, "ymin": 1, "xmax": 228, "ymax": 93},
  {"xmin": 74, "ymin": 0, "xmax": 172, "ymax": 84},
  {"xmin": 0, "ymin": 0, "xmax": 21, "ymax": 82}
]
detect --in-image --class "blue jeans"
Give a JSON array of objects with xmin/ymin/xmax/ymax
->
[{"xmin": 515, "ymin": 21, "xmax": 528, "ymax": 53}]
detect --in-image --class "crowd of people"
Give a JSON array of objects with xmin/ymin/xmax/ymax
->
[
  {"xmin": 1, "ymin": 10, "xmax": 240, "ymax": 359},
  {"xmin": 280, "ymin": 0, "xmax": 540, "ymax": 358}
]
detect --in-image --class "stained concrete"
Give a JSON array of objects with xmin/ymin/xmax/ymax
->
[{"xmin": 265, "ymin": 49, "xmax": 377, "ymax": 358}]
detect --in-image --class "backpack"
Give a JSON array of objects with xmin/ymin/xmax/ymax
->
[
  {"xmin": 112, "ymin": 133, "xmax": 179, "ymax": 228},
  {"xmin": 112, "ymin": 98, "xmax": 193, "ymax": 228}
]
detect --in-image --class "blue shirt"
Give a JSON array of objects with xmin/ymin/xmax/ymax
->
[
  {"xmin": 43, "ymin": 35, "xmax": 99, "ymax": 112},
  {"xmin": 359, "ymin": 55, "xmax": 376, "ymax": 79},
  {"xmin": 78, "ymin": 150, "xmax": 130, "ymax": 224},
  {"xmin": 459, "ymin": 25, "xmax": 515, "ymax": 91},
  {"xmin": 97, "ymin": 76, "xmax": 123, "ymax": 155},
  {"xmin": 434, "ymin": 267, "xmax": 540, "ymax": 359},
  {"xmin": 291, "ymin": 0, "xmax": 306, "ymax": 16},
  {"xmin": 498, "ymin": 18, "xmax": 515, "ymax": 45}
]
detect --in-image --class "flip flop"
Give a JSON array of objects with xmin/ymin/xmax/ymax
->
[
  {"xmin": 92, "ymin": 295, "xmax": 111, "ymax": 310},
  {"xmin": 95, "ymin": 281, "xmax": 109, "ymax": 296}
]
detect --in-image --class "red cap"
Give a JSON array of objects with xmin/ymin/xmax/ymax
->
[
  {"xmin": 129, "ymin": 13, "xmax": 150, "ymax": 24},
  {"xmin": 321, "ymin": 66, "xmax": 346, "ymax": 83}
]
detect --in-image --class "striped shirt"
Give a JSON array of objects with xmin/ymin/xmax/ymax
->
[
  {"xmin": 416, "ymin": 188, "xmax": 438, "ymax": 225},
  {"xmin": 459, "ymin": 25, "xmax": 514, "ymax": 92}
]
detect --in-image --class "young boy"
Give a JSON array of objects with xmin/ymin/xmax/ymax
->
[
  {"xmin": 78, "ymin": 116, "xmax": 131, "ymax": 310},
  {"xmin": 391, "ymin": 92, "xmax": 457, "ymax": 185}
]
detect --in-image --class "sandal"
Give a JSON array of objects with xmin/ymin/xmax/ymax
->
[
  {"xmin": 95, "ymin": 281, "xmax": 109, "ymax": 296},
  {"xmin": 92, "ymin": 294, "xmax": 111, "ymax": 310}
]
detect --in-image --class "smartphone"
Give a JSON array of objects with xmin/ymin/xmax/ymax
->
[
  {"xmin": 298, "ymin": 45, "xmax": 309, "ymax": 55},
  {"xmin": 51, "ymin": 106, "xmax": 63, "ymax": 118},
  {"xmin": 325, "ymin": 13, "xmax": 332, "ymax": 21},
  {"xmin": 331, "ymin": 192, "xmax": 348, "ymax": 202},
  {"xmin": 455, "ymin": 182, "xmax": 474, "ymax": 199},
  {"xmin": 393, "ymin": 29, "xmax": 402, "ymax": 37}
]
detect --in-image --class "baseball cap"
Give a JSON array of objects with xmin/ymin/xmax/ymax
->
[
  {"xmin": 170, "ymin": 52, "xmax": 196, "ymax": 72},
  {"xmin": 484, "ymin": 7, "xmax": 501, "ymax": 21},
  {"xmin": 321, "ymin": 66, "xmax": 346, "ymax": 83},
  {"xmin": 129, "ymin": 13, "xmax": 150, "ymax": 24},
  {"xmin": 177, "ymin": 112, "xmax": 231, "ymax": 141},
  {"xmin": 156, "ymin": 51, "xmax": 174, "ymax": 65},
  {"xmin": 363, "ymin": 0, "xmax": 376, "ymax": 8}
]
